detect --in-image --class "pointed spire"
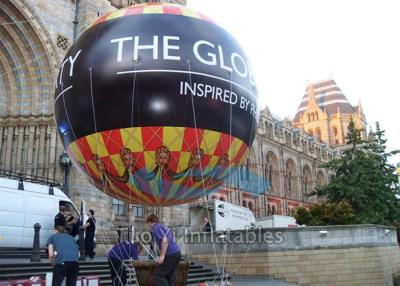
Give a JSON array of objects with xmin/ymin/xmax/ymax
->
[
  {"xmin": 307, "ymin": 84, "xmax": 317, "ymax": 107},
  {"xmin": 367, "ymin": 126, "xmax": 376, "ymax": 142},
  {"xmin": 357, "ymin": 99, "xmax": 363, "ymax": 115}
]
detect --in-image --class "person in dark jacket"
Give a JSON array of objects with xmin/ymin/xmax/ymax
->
[
  {"xmin": 203, "ymin": 217, "xmax": 211, "ymax": 232},
  {"xmin": 54, "ymin": 205, "xmax": 67, "ymax": 225},
  {"xmin": 107, "ymin": 240, "xmax": 141, "ymax": 286},
  {"xmin": 84, "ymin": 209, "xmax": 96, "ymax": 259}
]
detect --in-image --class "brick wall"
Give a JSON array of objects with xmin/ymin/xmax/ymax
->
[
  {"xmin": 192, "ymin": 246, "xmax": 400, "ymax": 286},
  {"xmin": 184, "ymin": 225, "xmax": 400, "ymax": 286}
]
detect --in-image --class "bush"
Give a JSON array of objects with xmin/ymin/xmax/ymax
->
[{"xmin": 293, "ymin": 202, "xmax": 355, "ymax": 226}]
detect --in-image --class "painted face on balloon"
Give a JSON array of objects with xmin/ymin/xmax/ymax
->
[
  {"xmin": 217, "ymin": 154, "xmax": 229, "ymax": 167},
  {"xmin": 155, "ymin": 146, "xmax": 170, "ymax": 169},
  {"xmin": 120, "ymin": 148, "xmax": 135, "ymax": 169},
  {"xmin": 190, "ymin": 148, "xmax": 204, "ymax": 167},
  {"xmin": 93, "ymin": 154, "xmax": 105, "ymax": 171}
]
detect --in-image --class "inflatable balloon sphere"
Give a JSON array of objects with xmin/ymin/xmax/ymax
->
[{"xmin": 54, "ymin": 3, "xmax": 259, "ymax": 206}]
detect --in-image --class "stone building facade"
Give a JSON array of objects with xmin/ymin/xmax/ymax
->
[
  {"xmin": 0, "ymin": 0, "xmax": 338, "ymax": 234},
  {"xmin": 207, "ymin": 106, "xmax": 336, "ymax": 217},
  {"xmin": 0, "ymin": 0, "xmax": 187, "ymax": 231}
]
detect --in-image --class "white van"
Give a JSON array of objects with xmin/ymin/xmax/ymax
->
[
  {"xmin": 256, "ymin": 215, "xmax": 298, "ymax": 228},
  {"xmin": 189, "ymin": 199, "xmax": 256, "ymax": 232},
  {"xmin": 0, "ymin": 177, "xmax": 81, "ymax": 248}
]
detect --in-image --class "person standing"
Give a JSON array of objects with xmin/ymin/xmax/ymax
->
[
  {"xmin": 84, "ymin": 209, "xmax": 96, "ymax": 259},
  {"xmin": 47, "ymin": 215, "xmax": 79, "ymax": 286},
  {"xmin": 146, "ymin": 214, "xmax": 181, "ymax": 286},
  {"xmin": 203, "ymin": 217, "xmax": 211, "ymax": 232},
  {"xmin": 107, "ymin": 240, "xmax": 141, "ymax": 286},
  {"xmin": 54, "ymin": 205, "xmax": 67, "ymax": 224}
]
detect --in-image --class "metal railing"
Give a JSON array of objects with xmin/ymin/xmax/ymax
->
[{"xmin": 0, "ymin": 168, "xmax": 60, "ymax": 187}]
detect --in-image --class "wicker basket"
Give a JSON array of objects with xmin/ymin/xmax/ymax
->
[{"xmin": 132, "ymin": 260, "xmax": 190, "ymax": 286}]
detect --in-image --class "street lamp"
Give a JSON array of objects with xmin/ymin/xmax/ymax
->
[{"xmin": 59, "ymin": 151, "xmax": 72, "ymax": 196}]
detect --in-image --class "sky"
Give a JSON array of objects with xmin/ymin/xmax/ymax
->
[{"xmin": 188, "ymin": 0, "xmax": 400, "ymax": 165}]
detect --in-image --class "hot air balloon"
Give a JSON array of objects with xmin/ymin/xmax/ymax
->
[{"xmin": 54, "ymin": 3, "xmax": 258, "ymax": 206}]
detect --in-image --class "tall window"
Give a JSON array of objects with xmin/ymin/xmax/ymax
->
[
  {"xmin": 132, "ymin": 205, "xmax": 144, "ymax": 217},
  {"xmin": 240, "ymin": 158, "xmax": 251, "ymax": 182},
  {"xmin": 240, "ymin": 164, "xmax": 244, "ymax": 181},
  {"xmin": 317, "ymin": 171, "xmax": 325, "ymax": 188},
  {"xmin": 302, "ymin": 166, "xmax": 312, "ymax": 199},
  {"xmin": 245, "ymin": 158, "xmax": 250, "ymax": 181},
  {"xmin": 285, "ymin": 159, "xmax": 296, "ymax": 194},
  {"xmin": 268, "ymin": 166, "xmax": 273, "ymax": 190},
  {"xmin": 266, "ymin": 152, "xmax": 278, "ymax": 193},
  {"xmin": 112, "ymin": 199, "xmax": 124, "ymax": 215},
  {"xmin": 332, "ymin": 126, "xmax": 339, "ymax": 144}
]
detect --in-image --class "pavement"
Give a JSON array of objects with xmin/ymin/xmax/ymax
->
[
  {"xmin": 0, "ymin": 256, "xmax": 107, "ymax": 264},
  {"xmin": 0, "ymin": 258, "xmax": 299, "ymax": 285},
  {"xmin": 230, "ymin": 277, "xmax": 298, "ymax": 286}
]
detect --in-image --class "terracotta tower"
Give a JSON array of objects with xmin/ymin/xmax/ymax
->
[{"xmin": 293, "ymin": 79, "xmax": 367, "ymax": 147}]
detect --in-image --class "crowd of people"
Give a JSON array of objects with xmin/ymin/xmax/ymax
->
[{"xmin": 47, "ymin": 208, "xmax": 184, "ymax": 286}]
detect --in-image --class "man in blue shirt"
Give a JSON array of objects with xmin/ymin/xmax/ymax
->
[
  {"xmin": 107, "ymin": 240, "xmax": 141, "ymax": 286},
  {"xmin": 146, "ymin": 214, "xmax": 181, "ymax": 286},
  {"xmin": 47, "ymin": 215, "xmax": 80, "ymax": 286}
]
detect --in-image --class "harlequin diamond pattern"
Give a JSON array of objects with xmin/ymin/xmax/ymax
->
[{"xmin": 67, "ymin": 126, "xmax": 249, "ymax": 206}]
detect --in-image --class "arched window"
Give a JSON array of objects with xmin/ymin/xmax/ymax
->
[
  {"xmin": 271, "ymin": 205, "xmax": 276, "ymax": 215},
  {"xmin": 268, "ymin": 166, "xmax": 273, "ymax": 188},
  {"xmin": 267, "ymin": 204, "xmax": 272, "ymax": 216},
  {"xmin": 307, "ymin": 113, "xmax": 311, "ymax": 122},
  {"xmin": 240, "ymin": 164, "xmax": 244, "ymax": 181},
  {"xmin": 302, "ymin": 166, "xmax": 312, "ymax": 198},
  {"xmin": 285, "ymin": 159, "xmax": 296, "ymax": 194},
  {"xmin": 242, "ymin": 200, "xmax": 247, "ymax": 207},
  {"xmin": 265, "ymin": 152, "xmax": 279, "ymax": 193},
  {"xmin": 245, "ymin": 158, "xmax": 250, "ymax": 181},
  {"xmin": 317, "ymin": 171, "xmax": 325, "ymax": 187},
  {"xmin": 332, "ymin": 126, "xmax": 339, "ymax": 144},
  {"xmin": 307, "ymin": 129, "xmax": 313, "ymax": 137},
  {"xmin": 315, "ymin": 112, "xmax": 319, "ymax": 121}
]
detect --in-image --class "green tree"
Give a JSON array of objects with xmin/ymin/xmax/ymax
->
[
  {"xmin": 293, "ymin": 202, "xmax": 354, "ymax": 226},
  {"xmin": 315, "ymin": 120, "xmax": 399, "ymax": 225}
]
